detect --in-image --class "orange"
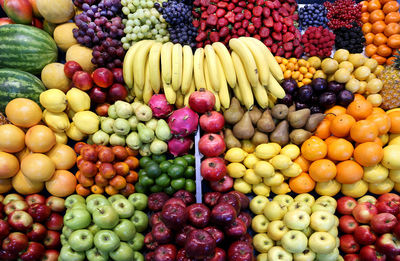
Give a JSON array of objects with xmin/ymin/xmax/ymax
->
[
  {"xmin": 327, "ymin": 138, "xmax": 354, "ymax": 161},
  {"xmin": 368, "ymin": 0, "xmax": 382, "ymax": 12},
  {"xmin": 372, "ymin": 107, "xmax": 386, "ymax": 114},
  {"xmin": 289, "ymin": 172, "xmax": 316, "ymax": 194},
  {"xmin": 293, "ymin": 155, "xmax": 310, "ymax": 172},
  {"xmin": 330, "ymin": 114, "xmax": 356, "ymax": 137},
  {"xmin": 377, "ymin": 44, "xmax": 392, "ymax": 57},
  {"xmin": 353, "ymin": 142, "xmax": 384, "ymax": 167},
  {"xmin": 301, "ymin": 136, "xmax": 328, "ymax": 161},
  {"xmin": 325, "ymin": 136, "xmax": 339, "ymax": 146},
  {"xmin": 388, "ymin": 35, "xmax": 400, "ymax": 49},
  {"xmin": 325, "ymin": 105, "xmax": 347, "ymax": 121},
  {"xmin": 373, "ymin": 33, "xmax": 388, "ymax": 45},
  {"xmin": 366, "ymin": 112, "xmax": 391, "ymax": 135},
  {"xmin": 385, "ymin": 12, "xmax": 400, "ymax": 24},
  {"xmin": 370, "ymin": 10, "xmax": 385, "ymax": 23},
  {"xmin": 361, "ymin": 12, "xmax": 370, "ymax": 23},
  {"xmin": 361, "ymin": 1, "xmax": 369, "ymax": 12},
  {"xmin": 373, "ymin": 136, "xmax": 384, "ymax": 146},
  {"xmin": 347, "ymin": 98, "xmax": 373, "ymax": 120},
  {"xmin": 388, "ymin": 111, "xmax": 400, "ymax": 133},
  {"xmin": 362, "ymin": 23, "xmax": 372, "ymax": 34},
  {"xmin": 365, "ymin": 33, "xmax": 375, "ymax": 45},
  {"xmin": 384, "ymin": 23, "xmax": 400, "ymax": 36},
  {"xmin": 383, "ymin": 1, "xmax": 399, "ymax": 13},
  {"xmin": 371, "ymin": 54, "xmax": 387, "ymax": 64},
  {"xmin": 309, "ymin": 159, "xmax": 337, "ymax": 182},
  {"xmin": 366, "ymin": 44, "xmax": 378, "ymax": 57},
  {"xmin": 336, "ymin": 161, "xmax": 364, "ymax": 184},
  {"xmin": 372, "ymin": 21, "xmax": 387, "ymax": 34},
  {"xmin": 350, "ymin": 120, "xmax": 379, "ymax": 143},
  {"xmin": 315, "ymin": 119, "xmax": 331, "ymax": 139}
]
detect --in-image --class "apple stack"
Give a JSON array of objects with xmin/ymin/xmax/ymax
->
[
  {"xmin": 337, "ymin": 193, "xmax": 400, "ymax": 260},
  {"xmin": 60, "ymin": 193, "xmax": 148, "ymax": 261},
  {"xmin": 145, "ymin": 190, "xmax": 255, "ymax": 260},
  {"xmin": 74, "ymin": 142, "xmax": 140, "ymax": 196},
  {"xmin": 225, "ymin": 143, "xmax": 302, "ymax": 196},
  {"xmin": 0, "ymin": 193, "xmax": 66, "ymax": 261},
  {"xmin": 250, "ymin": 194, "xmax": 340, "ymax": 260}
]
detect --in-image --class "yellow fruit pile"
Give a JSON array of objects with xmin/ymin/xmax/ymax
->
[{"xmin": 275, "ymin": 57, "xmax": 316, "ymax": 87}]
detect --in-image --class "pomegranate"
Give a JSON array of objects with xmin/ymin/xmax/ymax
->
[
  {"xmin": 199, "ymin": 134, "xmax": 225, "ymax": 157},
  {"xmin": 168, "ymin": 107, "xmax": 199, "ymax": 138},
  {"xmin": 148, "ymin": 94, "xmax": 174, "ymax": 118},
  {"xmin": 209, "ymin": 175, "xmax": 233, "ymax": 192},
  {"xmin": 199, "ymin": 111, "xmax": 225, "ymax": 133},
  {"xmin": 189, "ymin": 88, "xmax": 215, "ymax": 113},
  {"xmin": 201, "ymin": 157, "xmax": 226, "ymax": 182}
]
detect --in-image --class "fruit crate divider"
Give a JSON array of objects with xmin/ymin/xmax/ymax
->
[{"xmin": 194, "ymin": 125, "xmax": 203, "ymax": 203}]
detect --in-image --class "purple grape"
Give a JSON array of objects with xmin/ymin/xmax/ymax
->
[
  {"xmin": 337, "ymin": 90, "xmax": 354, "ymax": 107},
  {"xmin": 281, "ymin": 79, "xmax": 298, "ymax": 94},
  {"xmin": 279, "ymin": 94, "xmax": 293, "ymax": 106},
  {"xmin": 295, "ymin": 102, "xmax": 309, "ymax": 110},
  {"xmin": 312, "ymin": 78, "xmax": 328, "ymax": 92},
  {"xmin": 327, "ymin": 81, "xmax": 345, "ymax": 93},
  {"xmin": 310, "ymin": 106, "xmax": 323, "ymax": 114},
  {"xmin": 298, "ymin": 85, "xmax": 313, "ymax": 103},
  {"xmin": 319, "ymin": 92, "xmax": 336, "ymax": 108}
]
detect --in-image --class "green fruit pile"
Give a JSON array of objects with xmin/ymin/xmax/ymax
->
[
  {"xmin": 60, "ymin": 193, "xmax": 148, "ymax": 261},
  {"xmin": 135, "ymin": 154, "xmax": 196, "ymax": 195}
]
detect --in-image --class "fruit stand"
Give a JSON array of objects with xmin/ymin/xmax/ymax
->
[{"xmin": 1, "ymin": 0, "xmax": 400, "ymax": 260}]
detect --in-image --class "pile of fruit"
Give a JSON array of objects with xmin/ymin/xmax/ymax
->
[{"xmin": 276, "ymin": 57, "xmax": 316, "ymax": 86}]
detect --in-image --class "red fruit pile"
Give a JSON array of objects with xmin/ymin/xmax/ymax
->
[
  {"xmin": 0, "ymin": 193, "xmax": 65, "ymax": 261},
  {"xmin": 74, "ymin": 142, "xmax": 139, "ymax": 197},
  {"xmin": 324, "ymin": 0, "xmax": 362, "ymax": 29},
  {"xmin": 145, "ymin": 190, "xmax": 253, "ymax": 261},
  {"xmin": 301, "ymin": 26, "xmax": 336, "ymax": 57},
  {"xmin": 192, "ymin": 0, "xmax": 303, "ymax": 58},
  {"xmin": 337, "ymin": 194, "xmax": 400, "ymax": 260}
]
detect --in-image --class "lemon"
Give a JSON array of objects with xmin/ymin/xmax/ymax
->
[
  {"xmin": 241, "ymin": 139, "xmax": 255, "ymax": 153},
  {"xmin": 315, "ymin": 180, "xmax": 341, "ymax": 197},
  {"xmin": 40, "ymin": 89, "xmax": 68, "ymax": 113},
  {"xmin": 280, "ymin": 144, "xmax": 300, "ymax": 160},
  {"xmin": 234, "ymin": 178, "xmax": 252, "ymax": 194},
  {"xmin": 225, "ymin": 148, "xmax": 247, "ymax": 163},
  {"xmin": 243, "ymin": 154, "xmax": 259, "ymax": 169},
  {"xmin": 255, "ymin": 143, "xmax": 280, "ymax": 160},
  {"xmin": 43, "ymin": 110, "xmax": 70, "ymax": 133},
  {"xmin": 271, "ymin": 182, "xmax": 290, "ymax": 194},
  {"xmin": 363, "ymin": 164, "xmax": 388, "ymax": 183},
  {"xmin": 252, "ymin": 183, "xmax": 270, "ymax": 196},
  {"xmin": 281, "ymin": 163, "xmax": 302, "ymax": 178},
  {"xmin": 382, "ymin": 145, "xmax": 400, "ymax": 169},
  {"xmin": 66, "ymin": 88, "xmax": 91, "ymax": 112},
  {"xmin": 243, "ymin": 169, "xmax": 262, "ymax": 185},
  {"xmin": 270, "ymin": 155, "xmax": 293, "ymax": 170},
  {"xmin": 72, "ymin": 111, "xmax": 100, "ymax": 135},
  {"xmin": 341, "ymin": 180, "xmax": 368, "ymax": 198},
  {"xmin": 54, "ymin": 132, "xmax": 68, "ymax": 144},
  {"xmin": 389, "ymin": 136, "xmax": 400, "ymax": 146},
  {"xmin": 389, "ymin": 169, "xmax": 400, "ymax": 183},
  {"xmin": 66, "ymin": 122, "xmax": 87, "ymax": 141},
  {"xmin": 226, "ymin": 163, "xmax": 246, "ymax": 178},
  {"xmin": 263, "ymin": 173, "xmax": 284, "ymax": 186},
  {"xmin": 254, "ymin": 161, "xmax": 275, "ymax": 178},
  {"xmin": 368, "ymin": 178, "xmax": 394, "ymax": 195}
]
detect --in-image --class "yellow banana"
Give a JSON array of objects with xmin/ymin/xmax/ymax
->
[
  {"xmin": 215, "ymin": 56, "xmax": 230, "ymax": 109},
  {"xmin": 204, "ymin": 57, "xmax": 220, "ymax": 111},
  {"xmin": 229, "ymin": 38, "xmax": 259, "ymax": 87},
  {"xmin": 134, "ymin": 81, "xmax": 143, "ymax": 101},
  {"xmin": 172, "ymin": 44, "xmax": 183, "ymax": 91},
  {"xmin": 240, "ymin": 37, "xmax": 270, "ymax": 87},
  {"xmin": 181, "ymin": 45, "xmax": 194, "ymax": 95},
  {"xmin": 204, "ymin": 44, "xmax": 220, "ymax": 91},
  {"xmin": 268, "ymin": 93, "xmax": 277, "ymax": 109},
  {"xmin": 233, "ymin": 86, "xmax": 243, "ymax": 105},
  {"xmin": 212, "ymin": 42, "xmax": 236, "ymax": 88},
  {"xmin": 231, "ymin": 51, "xmax": 254, "ymax": 110},
  {"xmin": 267, "ymin": 74, "xmax": 286, "ymax": 99},
  {"xmin": 184, "ymin": 79, "xmax": 196, "ymax": 106},
  {"xmin": 148, "ymin": 42, "xmax": 162, "ymax": 93},
  {"xmin": 133, "ymin": 40, "xmax": 154, "ymax": 90},
  {"xmin": 252, "ymin": 82, "xmax": 269, "ymax": 109},
  {"xmin": 161, "ymin": 42, "xmax": 173, "ymax": 85},
  {"xmin": 122, "ymin": 42, "xmax": 137, "ymax": 90},
  {"xmin": 162, "ymin": 79, "xmax": 176, "ymax": 105},
  {"xmin": 193, "ymin": 48, "xmax": 206, "ymax": 90},
  {"xmin": 245, "ymin": 37, "xmax": 284, "ymax": 82},
  {"xmin": 143, "ymin": 59, "xmax": 153, "ymax": 104},
  {"xmin": 176, "ymin": 90, "xmax": 184, "ymax": 109}
]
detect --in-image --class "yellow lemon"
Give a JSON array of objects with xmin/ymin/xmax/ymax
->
[
  {"xmin": 389, "ymin": 169, "xmax": 400, "ymax": 183},
  {"xmin": 263, "ymin": 173, "xmax": 284, "ymax": 187},
  {"xmin": 252, "ymin": 183, "xmax": 270, "ymax": 196},
  {"xmin": 280, "ymin": 144, "xmax": 300, "ymax": 160},
  {"xmin": 382, "ymin": 145, "xmax": 400, "ymax": 169},
  {"xmin": 243, "ymin": 169, "xmax": 262, "ymax": 185},
  {"xmin": 315, "ymin": 180, "xmax": 341, "ymax": 197},
  {"xmin": 341, "ymin": 180, "xmax": 368, "ymax": 198},
  {"xmin": 390, "ymin": 133, "xmax": 400, "ymax": 140},
  {"xmin": 368, "ymin": 178, "xmax": 394, "ymax": 195},
  {"xmin": 255, "ymin": 143, "xmax": 280, "ymax": 160},
  {"xmin": 281, "ymin": 163, "xmax": 302, "ymax": 178},
  {"xmin": 389, "ymin": 136, "xmax": 400, "ymax": 146},
  {"xmin": 226, "ymin": 163, "xmax": 246, "ymax": 178},
  {"xmin": 234, "ymin": 178, "xmax": 252, "ymax": 194},
  {"xmin": 243, "ymin": 154, "xmax": 259, "ymax": 169},
  {"xmin": 254, "ymin": 161, "xmax": 275, "ymax": 178},
  {"xmin": 225, "ymin": 148, "xmax": 248, "ymax": 163},
  {"xmin": 363, "ymin": 164, "xmax": 389, "ymax": 183},
  {"xmin": 271, "ymin": 182, "xmax": 291, "ymax": 195},
  {"xmin": 270, "ymin": 155, "xmax": 293, "ymax": 170}
]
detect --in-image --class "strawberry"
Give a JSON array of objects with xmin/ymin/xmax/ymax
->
[
  {"xmin": 284, "ymin": 51, "xmax": 291, "ymax": 58},
  {"xmin": 283, "ymin": 42, "xmax": 293, "ymax": 52},
  {"xmin": 248, "ymin": 24, "xmax": 256, "ymax": 34},
  {"xmin": 238, "ymin": 1, "xmax": 246, "ymax": 7},
  {"xmin": 196, "ymin": 42, "xmax": 204, "ymax": 48},
  {"xmin": 263, "ymin": 37, "xmax": 273, "ymax": 46},
  {"xmin": 216, "ymin": 9, "xmax": 226, "ymax": 17},
  {"xmin": 263, "ymin": 16, "xmax": 273, "ymax": 27},
  {"xmin": 231, "ymin": 0, "xmax": 239, "ymax": 3},
  {"xmin": 209, "ymin": 32, "xmax": 220, "ymax": 42},
  {"xmin": 256, "ymin": 0, "xmax": 264, "ymax": 6},
  {"xmin": 252, "ymin": 6, "xmax": 262, "ymax": 16},
  {"xmin": 247, "ymin": 3, "xmax": 254, "ymax": 10},
  {"xmin": 224, "ymin": 11, "xmax": 235, "ymax": 23},
  {"xmin": 234, "ymin": 21, "xmax": 242, "ymax": 29},
  {"xmin": 276, "ymin": 47, "xmax": 284, "ymax": 57},
  {"xmin": 192, "ymin": 11, "xmax": 200, "ymax": 18},
  {"xmin": 193, "ymin": 0, "xmax": 200, "ymax": 6},
  {"xmin": 271, "ymin": 10, "xmax": 280, "ymax": 22},
  {"xmin": 238, "ymin": 28, "xmax": 245, "ymax": 36},
  {"xmin": 282, "ymin": 24, "xmax": 287, "ymax": 33},
  {"xmin": 200, "ymin": 0, "xmax": 210, "ymax": 7},
  {"xmin": 201, "ymin": 12, "xmax": 209, "ymax": 19},
  {"xmin": 196, "ymin": 31, "xmax": 207, "ymax": 41},
  {"xmin": 293, "ymin": 39, "xmax": 300, "ymax": 47},
  {"xmin": 282, "ymin": 32, "xmax": 294, "ymax": 42},
  {"xmin": 243, "ymin": 9, "xmax": 251, "ymax": 20},
  {"xmin": 217, "ymin": 2, "xmax": 228, "ymax": 8},
  {"xmin": 252, "ymin": 17, "xmax": 261, "ymax": 28},
  {"xmin": 272, "ymin": 32, "xmax": 282, "ymax": 41},
  {"xmin": 234, "ymin": 13, "xmax": 244, "ymax": 22},
  {"xmin": 206, "ymin": 14, "xmax": 217, "ymax": 26},
  {"xmin": 217, "ymin": 17, "xmax": 228, "ymax": 27},
  {"xmin": 207, "ymin": 5, "xmax": 217, "ymax": 14},
  {"xmin": 205, "ymin": 40, "xmax": 211, "ymax": 45},
  {"xmin": 273, "ymin": 22, "xmax": 282, "ymax": 32},
  {"xmin": 262, "ymin": 7, "xmax": 270, "ymax": 18},
  {"xmin": 272, "ymin": 0, "xmax": 281, "ymax": 8},
  {"xmin": 253, "ymin": 34, "xmax": 261, "ymax": 40},
  {"xmin": 233, "ymin": 7, "xmax": 243, "ymax": 13},
  {"xmin": 242, "ymin": 19, "xmax": 249, "ymax": 29},
  {"xmin": 200, "ymin": 20, "xmax": 207, "ymax": 30},
  {"xmin": 278, "ymin": 7, "xmax": 289, "ymax": 17},
  {"xmin": 283, "ymin": 17, "xmax": 293, "ymax": 27},
  {"xmin": 265, "ymin": 1, "xmax": 274, "ymax": 9},
  {"xmin": 259, "ymin": 27, "xmax": 270, "ymax": 38},
  {"xmin": 247, "ymin": 0, "xmax": 255, "ymax": 3},
  {"xmin": 193, "ymin": 20, "xmax": 200, "ymax": 27},
  {"xmin": 219, "ymin": 26, "xmax": 230, "ymax": 37},
  {"xmin": 227, "ymin": 3, "xmax": 235, "ymax": 10},
  {"xmin": 270, "ymin": 44, "xmax": 278, "ymax": 54}
]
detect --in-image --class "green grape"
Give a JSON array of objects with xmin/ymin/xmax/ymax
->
[
  {"xmin": 134, "ymin": 19, "xmax": 141, "ymax": 26},
  {"xmin": 155, "ymin": 24, "xmax": 161, "ymax": 30},
  {"xmin": 160, "ymin": 23, "xmax": 167, "ymax": 29},
  {"xmin": 132, "ymin": 26, "xmax": 140, "ymax": 33},
  {"xmin": 121, "ymin": 37, "xmax": 128, "ymax": 43},
  {"xmin": 133, "ymin": 0, "xmax": 140, "ymax": 6},
  {"xmin": 140, "ymin": 0, "xmax": 146, "ymax": 7},
  {"xmin": 127, "ymin": 13, "xmax": 135, "ymax": 20},
  {"xmin": 137, "ymin": 32, "xmax": 144, "ymax": 39},
  {"xmin": 126, "ymin": 20, "xmax": 134, "ymax": 27},
  {"xmin": 122, "ymin": 18, "xmax": 128, "ymax": 24},
  {"xmin": 131, "ymin": 33, "xmax": 138, "ymax": 41},
  {"xmin": 121, "ymin": 0, "xmax": 128, "ymax": 6},
  {"xmin": 145, "ymin": 19, "xmax": 152, "ymax": 26},
  {"xmin": 141, "ymin": 25, "xmax": 149, "ymax": 33},
  {"xmin": 151, "ymin": 29, "xmax": 158, "ymax": 35},
  {"xmin": 123, "ymin": 43, "xmax": 131, "ymax": 50},
  {"xmin": 162, "ymin": 35, "xmax": 169, "ymax": 42},
  {"xmin": 146, "ymin": 1, "xmax": 153, "ymax": 8},
  {"xmin": 160, "ymin": 16, "xmax": 166, "ymax": 23},
  {"xmin": 159, "ymin": 28, "xmax": 166, "ymax": 35},
  {"xmin": 146, "ymin": 32, "xmax": 153, "ymax": 38},
  {"xmin": 122, "ymin": 7, "xmax": 130, "ymax": 15}
]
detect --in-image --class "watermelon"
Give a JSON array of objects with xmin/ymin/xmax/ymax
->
[
  {"xmin": 0, "ymin": 24, "xmax": 58, "ymax": 74},
  {"xmin": 0, "ymin": 68, "xmax": 46, "ymax": 112}
]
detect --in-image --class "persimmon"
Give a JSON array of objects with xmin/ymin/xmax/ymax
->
[
  {"xmin": 336, "ymin": 161, "xmax": 364, "ymax": 184},
  {"xmin": 384, "ymin": 23, "xmax": 400, "ymax": 37},
  {"xmin": 315, "ymin": 119, "xmax": 331, "ymax": 139},
  {"xmin": 368, "ymin": 0, "xmax": 382, "ymax": 12},
  {"xmin": 350, "ymin": 120, "xmax": 379, "ymax": 143},
  {"xmin": 371, "ymin": 54, "xmax": 387, "ymax": 64},
  {"xmin": 330, "ymin": 114, "xmax": 356, "ymax": 137},
  {"xmin": 382, "ymin": 1, "xmax": 399, "ymax": 14},
  {"xmin": 327, "ymin": 138, "xmax": 354, "ymax": 161},
  {"xmin": 365, "ymin": 33, "xmax": 375, "ymax": 45},
  {"xmin": 354, "ymin": 142, "xmax": 384, "ymax": 167},
  {"xmin": 289, "ymin": 172, "xmax": 315, "ymax": 194},
  {"xmin": 388, "ymin": 35, "xmax": 400, "ymax": 49},
  {"xmin": 347, "ymin": 98, "xmax": 373, "ymax": 120},
  {"xmin": 370, "ymin": 10, "xmax": 386, "ymax": 23},
  {"xmin": 301, "ymin": 136, "xmax": 328, "ymax": 161},
  {"xmin": 385, "ymin": 12, "xmax": 400, "ymax": 24},
  {"xmin": 325, "ymin": 136, "xmax": 339, "ymax": 146},
  {"xmin": 361, "ymin": 12, "xmax": 370, "ymax": 23},
  {"xmin": 309, "ymin": 159, "xmax": 337, "ymax": 182},
  {"xmin": 362, "ymin": 23, "xmax": 373, "ymax": 34},
  {"xmin": 374, "ymin": 33, "xmax": 388, "ymax": 45},
  {"xmin": 366, "ymin": 44, "xmax": 378, "ymax": 57},
  {"xmin": 377, "ymin": 44, "xmax": 392, "ymax": 57},
  {"xmin": 388, "ymin": 111, "xmax": 400, "ymax": 133},
  {"xmin": 372, "ymin": 21, "xmax": 387, "ymax": 34},
  {"xmin": 367, "ymin": 112, "xmax": 391, "ymax": 135},
  {"xmin": 325, "ymin": 105, "xmax": 347, "ymax": 120}
]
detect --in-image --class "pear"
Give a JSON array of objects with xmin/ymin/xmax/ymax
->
[
  {"xmin": 150, "ymin": 138, "xmax": 168, "ymax": 155},
  {"xmin": 233, "ymin": 111, "xmax": 254, "ymax": 140},
  {"xmin": 224, "ymin": 97, "xmax": 244, "ymax": 125},
  {"xmin": 288, "ymin": 105, "xmax": 296, "ymax": 113},
  {"xmin": 249, "ymin": 106, "xmax": 262, "ymax": 125},
  {"xmin": 251, "ymin": 130, "xmax": 269, "ymax": 146},
  {"xmin": 257, "ymin": 110, "xmax": 275, "ymax": 133},
  {"xmin": 139, "ymin": 143, "xmax": 151, "ymax": 157},
  {"xmin": 155, "ymin": 119, "xmax": 172, "ymax": 141},
  {"xmin": 135, "ymin": 104, "xmax": 153, "ymax": 121},
  {"xmin": 126, "ymin": 132, "xmax": 141, "ymax": 150},
  {"xmin": 146, "ymin": 119, "xmax": 158, "ymax": 131},
  {"xmin": 290, "ymin": 129, "xmax": 313, "ymax": 145},
  {"xmin": 288, "ymin": 109, "xmax": 311, "ymax": 129},
  {"xmin": 271, "ymin": 104, "xmax": 289, "ymax": 120},
  {"xmin": 224, "ymin": 129, "xmax": 241, "ymax": 149},
  {"xmin": 269, "ymin": 120, "xmax": 289, "ymax": 146},
  {"xmin": 109, "ymin": 134, "xmax": 126, "ymax": 146},
  {"xmin": 305, "ymin": 113, "xmax": 325, "ymax": 132},
  {"xmin": 137, "ymin": 123, "xmax": 155, "ymax": 143}
]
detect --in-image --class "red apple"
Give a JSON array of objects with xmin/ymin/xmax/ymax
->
[
  {"xmin": 42, "ymin": 249, "xmax": 59, "ymax": 261},
  {"xmin": 238, "ymin": 212, "xmax": 252, "ymax": 228},
  {"xmin": 0, "ymin": 17, "xmax": 14, "ymax": 26},
  {"xmin": 339, "ymin": 215, "xmax": 359, "ymax": 234},
  {"xmin": 209, "ymin": 175, "xmax": 233, "ymax": 192},
  {"xmin": 352, "ymin": 202, "xmax": 378, "ymax": 224},
  {"xmin": 203, "ymin": 192, "xmax": 222, "ymax": 208},
  {"xmin": 203, "ymin": 226, "xmax": 224, "ymax": 245},
  {"xmin": 340, "ymin": 234, "xmax": 360, "ymax": 254},
  {"xmin": 164, "ymin": 198, "xmax": 186, "ymax": 208},
  {"xmin": 46, "ymin": 196, "xmax": 65, "ymax": 213},
  {"xmin": 394, "ymin": 222, "xmax": 400, "ymax": 239},
  {"xmin": 108, "ymin": 83, "xmax": 128, "ymax": 102},
  {"xmin": 4, "ymin": 200, "xmax": 28, "ymax": 215},
  {"xmin": 2, "ymin": 232, "xmax": 29, "ymax": 254},
  {"xmin": 95, "ymin": 103, "xmax": 111, "ymax": 116},
  {"xmin": 44, "ymin": 230, "xmax": 61, "ymax": 249},
  {"xmin": 343, "ymin": 254, "xmax": 360, "ymax": 261},
  {"xmin": 376, "ymin": 198, "xmax": 400, "ymax": 215},
  {"xmin": 186, "ymin": 203, "xmax": 211, "ymax": 228},
  {"xmin": 173, "ymin": 190, "xmax": 195, "ymax": 206},
  {"xmin": 25, "ymin": 194, "xmax": 46, "ymax": 206},
  {"xmin": 72, "ymin": 71, "xmax": 93, "ymax": 91},
  {"xmin": 89, "ymin": 87, "xmax": 107, "ymax": 104},
  {"xmin": 111, "ymin": 68, "xmax": 123, "ymax": 83},
  {"xmin": 185, "ymin": 229, "xmax": 216, "ymax": 259},
  {"xmin": 359, "ymin": 245, "xmax": 386, "ymax": 261},
  {"xmin": 175, "ymin": 225, "xmax": 196, "ymax": 247},
  {"xmin": 3, "ymin": 0, "xmax": 33, "ymax": 25},
  {"xmin": 224, "ymin": 218, "xmax": 247, "ymax": 238},
  {"xmin": 206, "ymin": 247, "xmax": 226, "ymax": 261},
  {"xmin": 0, "ymin": 249, "xmax": 18, "ymax": 260},
  {"xmin": 28, "ymin": 203, "xmax": 51, "ymax": 222},
  {"xmin": 337, "ymin": 196, "xmax": 358, "ymax": 215},
  {"xmin": 8, "ymin": 210, "xmax": 33, "ymax": 231},
  {"xmin": 148, "ymin": 193, "xmax": 169, "ymax": 212},
  {"xmin": 0, "ymin": 220, "xmax": 10, "ymax": 240},
  {"xmin": 150, "ymin": 212, "xmax": 162, "ymax": 228},
  {"xmin": 354, "ymin": 225, "xmax": 377, "ymax": 245},
  {"xmin": 19, "ymin": 241, "xmax": 45, "ymax": 261},
  {"xmin": 27, "ymin": 223, "xmax": 47, "ymax": 242},
  {"xmin": 144, "ymin": 232, "xmax": 158, "ymax": 251},
  {"xmin": 45, "ymin": 213, "xmax": 63, "ymax": 231},
  {"xmin": 228, "ymin": 191, "xmax": 249, "ymax": 211},
  {"xmin": 64, "ymin": 61, "xmax": 82, "ymax": 78},
  {"xmin": 375, "ymin": 233, "xmax": 400, "ymax": 257},
  {"xmin": 378, "ymin": 193, "xmax": 400, "ymax": 204},
  {"xmin": 227, "ymin": 241, "xmax": 254, "ymax": 261},
  {"xmin": 218, "ymin": 193, "xmax": 241, "ymax": 214},
  {"xmin": 3, "ymin": 194, "xmax": 24, "ymax": 204},
  {"xmin": 154, "ymin": 244, "xmax": 177, "ymax": 261},
  {"xmin": 371, "ymin": 213, "xmax": 398, "ymax": 234}
]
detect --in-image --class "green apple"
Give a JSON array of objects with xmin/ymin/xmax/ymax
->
[
  {"xmin": 128, "ymin": 193, "xmax": 148, "ymax": 211},
  {"xmin": 86, "ymin": 194, "xmax": 107, "ymax": 204},
  {"xmin": 310, "ymin": 211, "xmax": 335, "ymax": 232},
  {"xmin": 249, "ymin": 195, "xmax": 268, "ymax": 215},
  {"xmin": 59, "ymin": 244, "xmax": 85, "ymax": 261},
  {"xmin": 267, "ymin": 220, "xmax": 288, "ymax": 241},
  {"xmin": 89, "ymin": 224, "xmax": 101, "ymax": 235},
  {"xmin": 281, "ymin": 230, "xmax": 308, "ymax": 254},
  {"xmin": 87, "ymin": 197, "xmax": 111, "ymax": 214},
  {"xmin": 93, "ymin": 205, "xmax": 119, "ymax": 229},
  {"xmin": 334, "ymin": 215, "xmax": 339, "ymax": 227},
  {"xmin": 253, "ymin": 233, "xmax": 274, "ymax": 253},
  {"xmin": 86, "ymin": 248, "xmax": 108, "ymax": 261},
  {"xmin": 112, "ymin": 198, "xmax": 135, "ymax": 218},
  {"xmin": 130, "ymin": 210, "xmax": 148, "ymax": 232},
  {"xmin": 263, "ymin": 201, "xmax": 287, "ymax": 221},
  {"xmin": 294, "ymin": 193, "xmax": 315, "ymax": 207},
  {"xmin": 311, "ymin": 202, "xmax": 335, "ymax": 214},
  {"xmin": 114, "ymin": 219, "xmax": 136, "ymax": 241},
  {"xmin": 64, "ymin": 209, "xmax": 91, "ymax": 230},
  {"xmin": 132, "ymin": 251, "xmax": 145, "ymax": 261},
  {"xmin": 70, "ymin": 203, "xmax": 88, "ymax": 210},
  {"xmin": 94, "ymin": 230, "xmax": 120, "ymax": 253},
  {"xmin": 293, "ymin": 248, "xmax": 316, "ymax": 261},
  {"xmin": 316, "ymin": 247, "xmax": 339, "ymax": 261},
  {"xmin": 69, "ymin": 229, "xmax": 94, "ymax": 252},
  {"xmin": 273, "ymin": 195, "xmax": 294, "ymax": 208},
  {"xmin": 267, "ymin": 246, "xmax": 292, "ymax": 261},
  {"xmin": 288, "ymin": 201, "xmax": 311, "ymax": 214},
  {"xmin": 61, "ymin": 235, "xmax": 68, "ymax": 246},
  {"xmin": 65, "ymin": 195, "xmax": 86, "ymax": 209},
  {"xmin": 357, "ymin": 195, "xmax": 377, "ymax": 205},
  {"xmin": 108, "ymin": 194, "xmax": 126, "ymax": 204},
  {"xmin": 110, "ymin": 242, "xmax": 134, "ymax": 261},
  {"xmin": 302, "ymin": 227, "xmax": 313, "ymax": 237},
  {"xmin": 328, "ymin": 226, "xmax": 338, "ymax": 237},
  {"xmin": 251, "ymin": 214, "xmax": 269, "ymax": 233},
  {"xmin": 315, "ymin": 196, "xmax": 337, "ymax": 208},
  {"xmin": 62, "ymin": 226, "xmax": 75, "ymax": 238},
  {"xmin": 308, "ymin": 232, "xmax": 336, "ymax": 254},
  {"xmin": 283, "ymin": 210, "xmax": 310, "ymax": 230},
  {"xmin": 127, "ymin": 233, "xmax": 144, "ymax": 251},
  {"xmin": 257, "ymin": 253, "xmax": 268, "ymax": 261}
]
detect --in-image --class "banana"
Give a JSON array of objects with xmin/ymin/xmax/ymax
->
[
  {"xmin": 268, "ymin": 93, "xmax": 277, "ymax": 109},
  {"xmin": 193, "ymin": 48, "xmax": 206, "ymax": 90},
  {"xmin": 204, "ymin": 44, "xmax": 221, "ymax": 92},
  {"xmin": 123, "ymin": 41, "xmax": 142, "ymax": 90},
  {"xmin": 215, "ymin": 56, "xmax": 230, "ymax": 109},
  {"xmin": 171, "ymin": 44, "xmax": 183, "ymax": 91},
  {"xmin": 148, "ymin": 42, "xmax": 162, "ymax": 93},
  {"xmin": 134, "ymin": 81, "xmax": 143, "ymax": 101},
  {"xmin": 143, "ymin": 59, "xmax": 153, "ymax": 104},
  {"xmin": 267, "ymin": 74, "xmax": 286, "ymax": 99},
  {"xmin": 231, "ymin": 51, "xmax": 254, "ymax": 110},
  {"xmin": 212, "ymin": 42, "xmax": 236, "ymax": 88},
  {"xmin": 161, "ymin": 42, "xmax": 173, "ymax": 85},
  {"xmin": 162, "ymin": 79, "xmax": 176, "ymax": 105},
  {"xmin": 175, "ymin": 90, "xmax": 184, "ymax": 109},
  {"xmin": 240, "ymin": 37, "xmax": 270, "ymax": 87},
  {"xmin": 245, "ymin": 37, "xmax": 284, "ymax": 82},
  {"xmin": 204, "ymin": 57, "xmax": 220, "ymax": 111},
  {"xmin": 181, "ymin": 45, "xmax": 194, "ymax": 95},
  {"xmin": 252, "ymin": 82, "xmax": 269, "ymax": 109},
  {"xmin": 184, "ymin": 79, "xmax": 196, "ymax": 106},
  {"xmin": 233, "ymin": 86, "xmax": 243, "ymax": 105},
  {"xmin": 133, "ymin": 40, "xmax": 154, "ymax": 90},
  {"xmin": 229, "ymin": 38, "xmax": 259, "ymax": 87}
]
